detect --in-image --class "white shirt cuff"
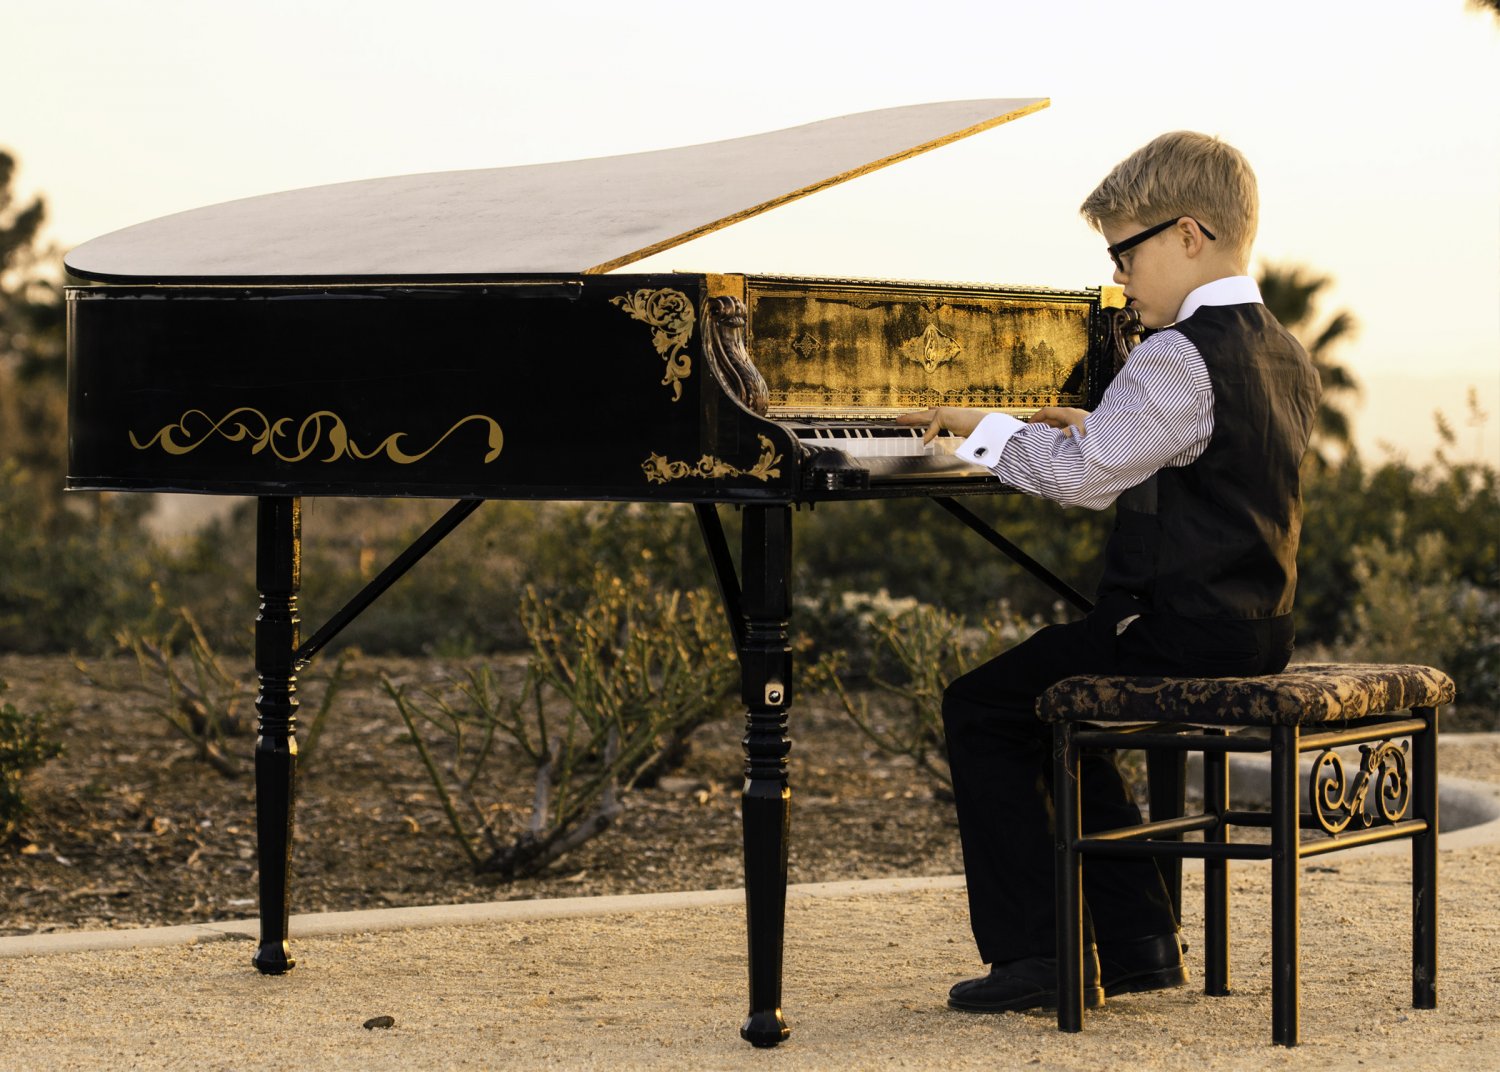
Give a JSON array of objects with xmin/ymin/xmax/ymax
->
[{"xmin": 955, "ymin": 412, "xmax": 1027, "ymax": 468}]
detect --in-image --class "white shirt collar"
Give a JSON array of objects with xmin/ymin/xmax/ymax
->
[{"xmin": 1174, "ymin": 275, "xmax": 1262, "ymax": 324}]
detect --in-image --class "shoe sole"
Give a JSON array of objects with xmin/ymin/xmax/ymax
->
[
  {"xmin": 1103, "ymin": 964, "xmax": 1188, "ymax": 997},
  {"xmin": 947, "ymin": 986, "xmax": 1105, "ymax": 1014}
]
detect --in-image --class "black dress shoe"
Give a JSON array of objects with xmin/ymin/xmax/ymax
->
[
  {"xmin": 947, "ymin": 949, "xmax": 1105, "ymax": 1013},
  {"xmin": 1097, "ymin": 932, "xmax": 1188, "ymax": 997}
]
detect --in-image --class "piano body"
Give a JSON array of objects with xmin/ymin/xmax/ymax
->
[{"xmin": 65, "ymin": 99, "xmax": 1128, "ymax": 1046}]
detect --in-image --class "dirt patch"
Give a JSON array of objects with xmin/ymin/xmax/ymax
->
[{"xmin": 0, "ymin": 653, "xmax": 962, "ymax": 937}]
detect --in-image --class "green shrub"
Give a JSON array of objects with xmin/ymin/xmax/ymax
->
[
  {"xmin": 389, "ymin": 570, "xmax": 738, "ymax": 878},
  {"xmin": 794, "ymin": 496, "xmax": 1107, "ymax": 625},
  {"xmin": 0, "ymin": 679, "xmax": 62, "ymax": 842},
  {"xmin": 76, "ymin": 586, "xmax": 355, "ymax": 775},
  {"xmin": 1298, "ymin": 453, "xmax": 1499, "ymax": 645},
  {"xmin": 166, "ymin": 498, "xmax": 719, "ymax": 658},
  {"xmin": 0, "ymin": 462, "xmax": 160, "ymax": 653},
  {"xmin": 824, "ymin": 600, "xmax": 1051, "ymax": 786},
  {"xmin": 1329, "ymin": 523, "xmax": 1500, "ymax": 711}
]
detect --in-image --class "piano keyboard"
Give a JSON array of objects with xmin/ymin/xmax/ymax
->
[
  {"xmin": 787, "ymin": 421, "xmax": 963, "ymax": 458},
  {"xmin": 784, "ymin": 420, "xmax": 990, "ymax": 487}
]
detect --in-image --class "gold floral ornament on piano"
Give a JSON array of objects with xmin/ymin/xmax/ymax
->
[
  {"xmin": 900, "ymin": 322, "xmax": 963, "ymax": 374},
  {"xmin": 610, "ymin": 287, "xmax": 696, "ymax": 401},
  {"xmin": 129, "ymin": 408, "xmax": 504, "ymax": 465},
  {"xmin": 641, "ymin": 435, "xmax": 782, "ymax": 484}
]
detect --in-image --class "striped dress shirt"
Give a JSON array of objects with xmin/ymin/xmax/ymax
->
[{"xmin": 955, "ymin": 276, "xmax": 1264, "ymax": 511}]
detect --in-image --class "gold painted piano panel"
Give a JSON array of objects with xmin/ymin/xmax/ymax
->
[{"xmin": 743, "ymin": 275, "xmax": 1113, "ymax": 417}]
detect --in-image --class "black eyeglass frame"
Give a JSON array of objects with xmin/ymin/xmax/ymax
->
[{"xmin": 1107, "ymin": 216, "xmax": 1217, "ymax": 271}]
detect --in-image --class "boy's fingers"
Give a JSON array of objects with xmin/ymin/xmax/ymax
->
[{"xmin": 1031, "ymin": 406, "xmax": 1087, "ymax": 438}]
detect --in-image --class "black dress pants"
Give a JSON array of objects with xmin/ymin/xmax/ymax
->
[{"xmin": 943, "ymin": 608, "xmax": 1294, "ymax": 964}]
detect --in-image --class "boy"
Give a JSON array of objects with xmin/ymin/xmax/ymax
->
[{"xmin": 898, "ymin": 132, "xmax": 1320, "ymax": 1012}]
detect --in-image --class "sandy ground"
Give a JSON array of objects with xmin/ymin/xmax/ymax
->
[{"xmin": 2, "ymin": 737, "xmax": 1498, "ymax": 1071}]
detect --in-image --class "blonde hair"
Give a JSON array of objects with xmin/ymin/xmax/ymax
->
[{"xmin": 1080, "ymin": 131, "xmax": 1259, "ymax": 262}]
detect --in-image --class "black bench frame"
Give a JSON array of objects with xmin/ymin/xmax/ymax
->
[{"xmin": 1053, "ymin": 710, "xmax": 1440, "ymax": 1046}]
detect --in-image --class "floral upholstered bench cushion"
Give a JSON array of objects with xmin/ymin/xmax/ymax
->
[{"xmin": 1039, "ymin": 663, "xmax": 1456, "ymax": 727}]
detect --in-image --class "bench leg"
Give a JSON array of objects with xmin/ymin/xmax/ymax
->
[
  {"xmin": 1054, "ymin": 721, "xmax": 1086, "ymax": 1032},
  {"xmin": 1203, "ymin": 728, "xmax": 1231, "ymax": 995},
  {"xmin": 1270, "ymin": 725, "xmax": 1299, "ymax": 1046},
  {"xmin": 1413, "ymin": 705, "xmax": 1439, "ymax": 1010}
]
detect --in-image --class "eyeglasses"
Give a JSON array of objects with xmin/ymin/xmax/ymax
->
[{"xmin": 1107, "ymin": 217, "xmax": 1217, "ymax": 272}]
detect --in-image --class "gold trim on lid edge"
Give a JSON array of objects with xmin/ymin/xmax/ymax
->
[{"xmin": 584, "ymin": 99, "xmax": 1050, "ymax": 275}]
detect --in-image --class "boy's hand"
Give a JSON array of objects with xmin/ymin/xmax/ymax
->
[
  {"xmin": 895, "ymin": 406, "xmax": 989, "ymax": 444},
  {"xmin": 1028, "ymin": 406, "xmax": 1091, "ymax": 439}
]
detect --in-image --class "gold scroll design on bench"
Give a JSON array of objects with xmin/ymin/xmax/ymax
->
[
  {"xmin": 129, "ymin": 408, "xmax": 504, "ymax": 465},
  {"xmin": 642, "ymin": 434, "xmax": 782, "ymax": 484},
  {"xmin": 610, "ymin": 287, "xmax": 696, "ymax": 401},
  {"xmin": 1310, "ymin": 739, "xmax": 1411, "ymax": 835}
]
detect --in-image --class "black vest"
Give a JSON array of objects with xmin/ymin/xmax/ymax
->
[{"xmin": 1097, "ymin": 303, "xmax": 1320, "ymax": 620}]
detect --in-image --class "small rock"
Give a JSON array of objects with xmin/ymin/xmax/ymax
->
[
  {"xmin": 362, "ymin": 1015, "xmax": 396, "ymax": 1030},
  {"xmin": 656, "ymin": 776, "xmax": 701, "ymax": 794}
]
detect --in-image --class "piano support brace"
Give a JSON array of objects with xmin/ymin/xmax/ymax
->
[
  {"xmin": 293, "ymin": 499, "xmax": 482, "ymax": 671},
  {"xmin": 932, "ymin": 497, "xmax": 1093, "ymax": 614},
  {"xmin": 693, "ymin": 504, "xmax": 745, "ymax": 654}
]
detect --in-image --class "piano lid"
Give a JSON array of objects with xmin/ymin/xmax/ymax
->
[{"xmin": 65, "ymin": 98, "xmax": 1047, "ymax": 285}]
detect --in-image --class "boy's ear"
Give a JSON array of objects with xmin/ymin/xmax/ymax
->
[{"xmin": 1177, "ymin": 217, "xmax": 1212, "ymax": 256}]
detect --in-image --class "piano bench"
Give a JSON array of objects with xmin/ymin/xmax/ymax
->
[{"xmin": 1040, "ymin": 662, "xmax": 1455, "ymax": 1046}]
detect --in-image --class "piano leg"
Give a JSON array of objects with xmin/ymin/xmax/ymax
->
[
  {"xmin": 738, "ymin": 504, "xmax": 793, "ymax": 1047},
  {"xmin": 251, "ymin": 496, "xmax": 301, "ymax": 975}
]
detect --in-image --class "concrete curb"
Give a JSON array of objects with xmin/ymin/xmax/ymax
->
[{"xmin": 0, "ymin": 873, "xmax": 966, "ymax": 960}]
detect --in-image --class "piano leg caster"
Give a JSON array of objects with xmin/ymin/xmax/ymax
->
[
  {"xmin": 741, "ymin": 1010, "xmax": 791, "ymax": 1048},
  {"xmin": 252, "ymin": 943, "xmax": 295, "ymax": 975}
]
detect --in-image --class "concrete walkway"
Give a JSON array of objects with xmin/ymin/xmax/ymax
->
[{"xmin": 4, "ymin": 738, "xmax": 1499, "ymax": 1071}]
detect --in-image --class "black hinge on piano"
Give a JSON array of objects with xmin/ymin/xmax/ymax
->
[{"xmin": 799, "ymin": 443, "xmax": 871, "ymax": 491}]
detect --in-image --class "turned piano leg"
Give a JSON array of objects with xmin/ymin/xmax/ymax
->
[
  {"xmin": 252, "ymin": 496, "xmax": 301, "ymax": 975},
  {"xmin": 739, "ymin": 504, "xmax": 793, "ymax": 1047}
]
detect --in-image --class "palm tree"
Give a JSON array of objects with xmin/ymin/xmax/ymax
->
[{"xmin": 1257, "ymin": 263, "xmax": 1360, "ymax": 466}]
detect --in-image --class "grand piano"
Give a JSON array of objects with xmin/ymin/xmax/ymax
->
[{"xmin": 65, "ymin": 99, "xmax": 1133, "ymax": 1046}]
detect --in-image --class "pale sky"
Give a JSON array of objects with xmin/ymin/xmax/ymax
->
[{"xmin": 6, "ymin": 0, "xmax": 1498, "ymax": 462}]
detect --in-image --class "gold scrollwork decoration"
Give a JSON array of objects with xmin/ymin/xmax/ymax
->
[
  {"xmin": 129, "ymin": 407, "xmax": 504, "ymax": 465},
  {"xmin": 611, "ymin": 287, "xmax": 696, "ymax": 401},
  {"xmin": 641, "ymin": 434, "xmax": 782, "ymax": 484},
  {"xmin": 790, "ymin": 331, "xmax": 822, "ymax": 360},
  {"xmin": 1311, "ymin": 739, "xmax": 1411, "ymax": 835},
  {"xmin": 900, "ymin": 322, "xmax": 962, "ymax": 374}
]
